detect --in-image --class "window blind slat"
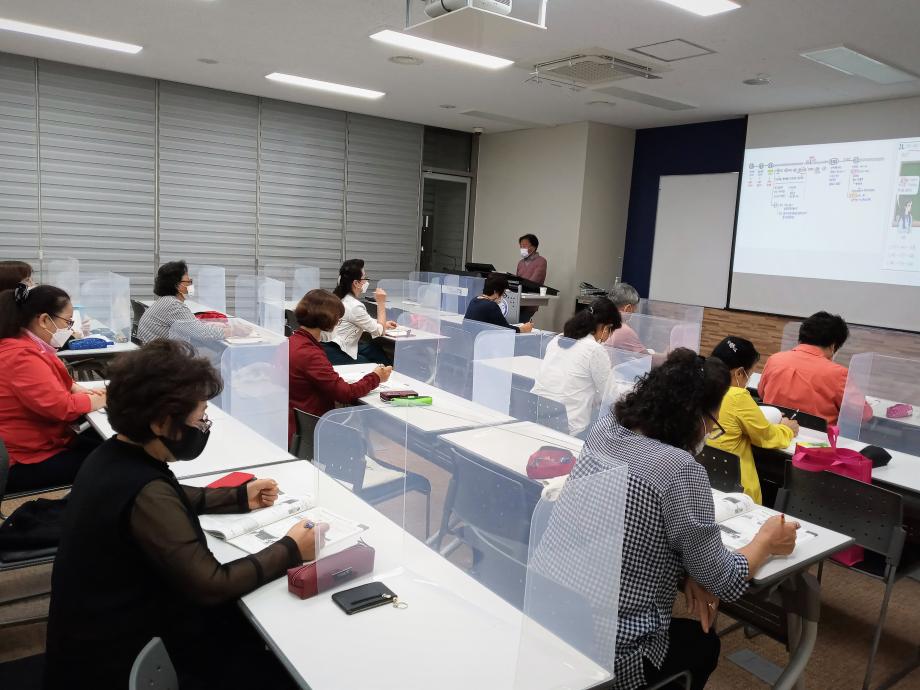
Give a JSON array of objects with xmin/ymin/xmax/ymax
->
[{"xmin": 38, "ymin": 61, "xmax": 155, "ymax": 296}]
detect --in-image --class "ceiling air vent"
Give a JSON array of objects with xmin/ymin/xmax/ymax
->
[{"xmin": 526, "ymin": 53, "xmax": 663, "ymax": 90}]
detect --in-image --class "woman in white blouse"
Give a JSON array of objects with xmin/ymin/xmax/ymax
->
[
  {"xmin": 326, "ymin": 259, "xmax": 396, "ymax": 365},
  {"xmin": 531, "ymin": 297, "xmax": 622, "ymax": 437}
]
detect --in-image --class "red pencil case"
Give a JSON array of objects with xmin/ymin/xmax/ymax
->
[
  {"xmin": 206, "ymin": 471, "xmax": 255, "ymax": 488},
  {"xmin": 287, "ymin": 541, "xmax": 376, "ymax": 599}
]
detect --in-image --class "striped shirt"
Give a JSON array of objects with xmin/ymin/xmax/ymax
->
[{"xmin": 136, "ymin": 296, "xmax": 225, "ymax": 344}]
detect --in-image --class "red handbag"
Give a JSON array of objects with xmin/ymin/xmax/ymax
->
[
  {"xmin": 287, "ymin": 541, "xmax": 375, "ymax": 599},
  {"xmin": 793, "ymin": 425, "xmax": 872, "ymax": 566},
  {"xmin": 526, "ymin": 446, "xmax": 577, "ymax": 480}
]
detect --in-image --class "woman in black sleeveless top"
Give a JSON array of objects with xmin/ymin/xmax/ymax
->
[{"xmin": 44, "ymin": 339, "xmax": 326, "ymax": 689}]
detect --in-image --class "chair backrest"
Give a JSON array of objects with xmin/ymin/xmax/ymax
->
[
  {"xmin": 0, "ymin": 438, "xmax": 9, "ymax": 513},
  {"xmin": 696, "ymin": 446, "xmax": 744, "ymax": 494},
  {"xmin": 447, "ymin": 447, "xmax": 534, "ymax": 606},
  {"xmin": 771, "ymin": 405, "xmax": 827, "ymax": 433},
  {"xmin": 509, "ymin": 388, "xmax": 569, "ymax": 434},
  {"xmin": 313, "ymin": 421, "xmax": 367, "ymax": 492},
  {"xmin": 434, "ymin": 351, "xmax": 472, "ymax": 399},
  {"xmin": 861, "ymin": 416, "xmax": 920, "ymax": 458},
  {"xmin": 776, "ymin": 464, "xmax": 905, "ymax": 564},
  {"xmin": 130, "ymin": 299, "xmax": 148, "ymax": 338},
  {"xmin": 129, "ymin": 637, "xmax": 178, "ymax": 690},
  {"xmin": 291, "ymin": 409, "xmax": 321, "ymax": 461}
]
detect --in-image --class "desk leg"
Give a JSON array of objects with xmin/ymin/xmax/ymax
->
[{"xmin": 772, "ymin": 574, "xmax": 820, "ymax": 690}]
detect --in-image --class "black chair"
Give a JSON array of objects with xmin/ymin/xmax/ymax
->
[
  {"xmin": 0, "ymin": 438, "xmax": 60, "ymax": 629},
  {"xmin": 130, "ymin": 299, "xmax": 148, "ymax": 344},
  {"xmin": 129, "ymin": 637, "xmax": 177, "ymax": 690},
  {"xmin": 312, "ymin": 419, "xmax": 432, "ymax": 537},
  {"xmin": 290, "ymin": 408, "xmax": 320, "ymax": 461},
  {"xmin": 509, "ymin": 388, "xmax": 569, "ymax": 435},
  {"xmin": 776, "ymin": 464, "xmax": 910, "ymax": 690},
  {"xmin": 439, "ymin": 447, "xmax": 535, "ymax": 606},
  {"xmin": 770, "ymin": 405, "xmax": 827, "ymax": 433},
  {"xmin": 695, "ymin": 446, "xmax": 744, "ymax": 494}
]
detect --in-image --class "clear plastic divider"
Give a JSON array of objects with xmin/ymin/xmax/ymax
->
[
  {"xmin": 839, "ymin": 352, "xmax": 920, "ymax": 455},
  {"xmin": 637, "ymin": 298, "xmax": 704, "ymax": 326},
  {"xmin": 45, "ymin": 257, "xmax": 80, "ymax": 303},
  {"xmin": 611, "ymin": 312, "xmax": 700, "ymax": 354},
  {"xmin": 188, "ymin": 264, "xmax": 227, "ymax": 313},
  {"xmin": 79, "ymin": 272, "xmax": 131, "ymax": 342}
]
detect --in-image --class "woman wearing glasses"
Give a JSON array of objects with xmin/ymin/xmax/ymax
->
[
  {"xmin": 0, "ymin": 284, "xmax": 105, "ymax": 492},
  {"xmin": 136, "ymin": 260, "xmax": 232, "ymax": 344},
  {"xmin": 45, "ymin": 339, "xmax": 325, "ymax": 689},
  {"xmin": 708, "ymin": 336, "xmax": 799, "ymax": 504},
  {"xmin": 539, "ymin": 349, "xmax": 799, "ymax": 690},
  {"xmin": 325, "ymin": 258, "xmax": 396, "ymax": 365}
]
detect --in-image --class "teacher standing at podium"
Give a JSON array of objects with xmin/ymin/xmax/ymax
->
[{"xmin": 516, "ymin": 233, "xmax": 548, "ymax": 323}]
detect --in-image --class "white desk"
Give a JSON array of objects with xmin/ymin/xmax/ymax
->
[
  {"xmin": 86, "ymin": 401, "xmax": 294, "ymax": 480},
  {"xmin": 335, "ymin": 364, "xmax": 514, "ymax": 434},
  {"xmin": 439, "ymin": 421, "xmax": 582, "ymax": 498},
  {"xmin": 790, "ymin": 427, "xmax": 920, "ymax": 495},
  {"xmin": 381, "ymin": 328, "xmax": 446, "ymax": 343},
  {"xmin": 184, "ymin": 461, "xmax": 611, "ymax": 690},
  {"xmin": 58, "ymin": 341, "xmax": 138, "ymax": 359},
  {"xmin": 478, "ymin": 355, "xmax": 543, "ymax": 382}
]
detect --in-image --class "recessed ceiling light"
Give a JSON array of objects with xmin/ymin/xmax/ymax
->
[
  {"xmin": 369, "ymin": 29, "xmax": 512, "ymax": 70},
  {"xmin": 265, "ymin": 73, "xmax": 385, "ymax": 99},
  {"xmin": 198, "ymin": 58, "xmax": 219, "ymax": 65},
  {"xmin": 0, "ymin": 17, "xmax": 142, "ymax": 53},
  {"xmin": 389, "ymin": 55, "xmax": 423, "ymax": 66},
  {"xmin": 439, "ymin": 104, "xmax": 457, "ymax": 109},
  {"xmin": 653, "ymin": 0, "xmax": 741, "ymax": 17},
  {"xmin": 743, "ymin": 74, "xmax": 771, "ymax": 86},
  {"xmin": 800, "ymin": 46, "xmax": 918, "ymax": 85}
]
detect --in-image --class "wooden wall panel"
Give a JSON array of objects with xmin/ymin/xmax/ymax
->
[{"xmin": 700, "ymin": 308, "xmax": 920, "ymax": 372}]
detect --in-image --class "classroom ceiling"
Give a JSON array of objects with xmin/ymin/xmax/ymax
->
[{"xmin": 1, "ymin": 0, "xmax": 919, "ymax": 133}]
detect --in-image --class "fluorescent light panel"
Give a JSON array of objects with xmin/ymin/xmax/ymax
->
[
  {"xmin": 369, "ymin": 29, "xmax": 512, "ymax": 69},
  {"xmin": 654, "ymin": 0, "xmax": 741, "ymax": 17},
  {"xmin": 0, "ymin": 17, "xmax": 142, "ymax": 53},
  {"xmin": 800, "ymin": 46, "xmax": 918, "ymax": 85},
  {"xmin": 265, "ymin": 73, "xmax": 385, "ymax": 99}
]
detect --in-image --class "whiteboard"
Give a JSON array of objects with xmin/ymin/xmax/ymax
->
[{"xmin": 649, "ymin": 173, "xmax": 738, "ymax": 308}]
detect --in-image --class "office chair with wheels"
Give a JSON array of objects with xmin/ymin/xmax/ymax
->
[
  {"xmin": 695, "ymin": 446, "xmax": 744, "ymax": 494},
  {"xmin": 129, "ymin": 637, "xmax": 178, "ymax": 690},
  {"xmin": 776, "ymin": 464, "xmax": 910, "ymax": 690}
]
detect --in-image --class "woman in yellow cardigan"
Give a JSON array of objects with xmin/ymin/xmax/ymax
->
[{"xmin": 708, "ymin": 337, "xmax": 800, "ymax": 504}]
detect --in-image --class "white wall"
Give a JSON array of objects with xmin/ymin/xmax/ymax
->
[{"xmin": 473, "ymin": 121, "xmax": 635, "ymax": 330}]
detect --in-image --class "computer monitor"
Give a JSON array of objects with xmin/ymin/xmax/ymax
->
[{"xmin": 465, "ymin": 262, "xmax": 496, "ymax": 274}]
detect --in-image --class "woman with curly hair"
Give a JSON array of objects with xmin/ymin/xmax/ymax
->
[{"xmin": 555, "ymin": 349, "xmax": 801, "ymax": 690}]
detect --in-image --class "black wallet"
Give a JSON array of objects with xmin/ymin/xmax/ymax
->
[{"xmin": 331, "ymin": 581, "xmax": 398, "ymax": 615}]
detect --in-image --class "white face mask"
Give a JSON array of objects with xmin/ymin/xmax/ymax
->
[
  {"xmin": 520, "ymin": 247, "xmax": 530, "ymax": 258},
  {"xmin": 693, "ymin": 437, "xmax": 707, "ymax": 455},
  {"xmin": 359, "ymin": 280, "xmax": 369, "ymax": 295},
  {"xmin": 42, "ymin": 318, "xmax": 72, "ymax": 350},
  {"xmin": 186, "ymin": 283, "xmax": 195, "ymax": 297}
]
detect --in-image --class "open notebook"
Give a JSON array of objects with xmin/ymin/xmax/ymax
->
[
  {"xmin": 713, "ymin": 490, "xmax": 818, "ymax": 552},
  {"xmin": 199, "ymin": 496, "xmax": 368, "ymax": 555}
]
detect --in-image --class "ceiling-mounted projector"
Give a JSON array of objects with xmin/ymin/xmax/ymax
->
[{"xmin": 425, "ymin": 0, "xmax": 512, "ymax": 19}]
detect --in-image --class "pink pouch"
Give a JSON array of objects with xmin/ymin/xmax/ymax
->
[
  {"xmin": 793, "ymin": 425, "xmax": 872, "ymax": 566},
  {"xmin": 887, "ymin": 403, "xmax": 913, "ymax": 419}
]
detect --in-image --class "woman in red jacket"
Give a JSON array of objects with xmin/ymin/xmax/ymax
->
[
  {"xmin": 289, "ymin": 289, "xmax": 391, "ymax": 441},
  {"xmin": 0, "ymin": 284, "xmax": 106, "ymax": 492}
]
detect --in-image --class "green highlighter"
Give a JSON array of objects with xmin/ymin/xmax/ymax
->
[{"xmin": 388, "ymin": 395, "xmax": 433, "ymax": 407}]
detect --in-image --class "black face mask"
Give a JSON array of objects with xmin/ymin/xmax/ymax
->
[{"xmin": 160, "ymin": 425, "xmax": 210, "ymax": 461}]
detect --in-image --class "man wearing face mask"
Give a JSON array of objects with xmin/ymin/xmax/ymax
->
[
  {"xmin": 45, "ymin": 339, "xmax": 327, "ymax": 689},
  {"xmin": 325, "ymin": 258, "xmax": 396, "ymax": 365},
  {"xmin": 516, "ymin": 234, "xmax": 548, "ymax": 324},
  {"xmin": 0, "ymin": 283, "xmax": 105, "ymax": 492},
  {"xmin": 136, "ymin": 260, "xmax": 233, "ymax": 344}
]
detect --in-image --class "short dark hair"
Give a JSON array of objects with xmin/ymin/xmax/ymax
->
[
  {"xmin": 615, "ymin": 348, "xmax": 730, "ymax": 453},
  {"xmin": 106, "ymin": 339, "xmax": 223, "ymax": 443},
  {"xmin": 483, "ymin": 273, "xmax": 509, "ymax": 297},
  {"xmin": 334, "ymin": 259, "xmax": 365, "ymax": 299},
  {"xmin": 562, "ymin": 297, "xmax": 621, "ymax": 341},
  {"xmin": 710, "ymin": 336, "xmax": 760, "ymax": 372},
  {"xmin": 518, "ymin": 234, "xmax": 539, "ymax": 249},
  {"xmin": 0, "ymin": 261, "xmax": 32, "ymax": 293},
  {"xmin": 0, "ymin": 284, "xmax": 71, "ymax": 339},
  {"xmin": 295, "ymin": 289, "xmax": 345, "ymax": 330},
  {"xmin": 798, "ymin": 311, "xmax": 849, "ymax": 351},
  {"xmin": 154, "ymin": 260, "xmax": 188, "ymax": 297}
]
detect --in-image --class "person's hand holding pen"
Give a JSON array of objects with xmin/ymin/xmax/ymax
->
[{"xmin": 519, "ymin": 321, "xmax": 534, "ymax": 334}]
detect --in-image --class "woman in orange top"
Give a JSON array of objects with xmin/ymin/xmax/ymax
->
[{"xmin": 0, "ymin": 284, "xmax": 106, "ymax": 492}]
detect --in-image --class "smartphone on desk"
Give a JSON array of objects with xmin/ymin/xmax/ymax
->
[{"xmin": 380, "ymin": 390, "xmax": 419, "ymax": 401}]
